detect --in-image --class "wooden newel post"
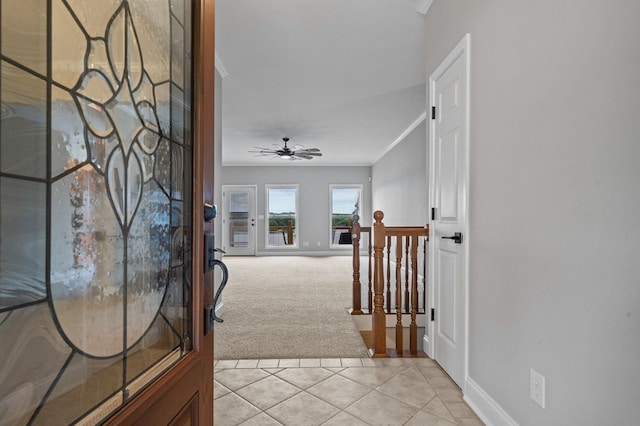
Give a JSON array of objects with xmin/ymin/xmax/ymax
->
[
  {"xmin": 372, "ymin": 210, "xmax": 387, "ymax": 357},
  {"xmin": 351, "ymin": 214, "xmax": 363, "ymax": 315}
]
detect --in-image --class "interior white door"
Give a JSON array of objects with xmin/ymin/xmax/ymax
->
[
  {"xmin": 429, "ymin": 35, "xmax": 470, "ymax": 388},
  {"xmin": 222, "ymin": 186, "xmax": 257, "ymax": 255}
]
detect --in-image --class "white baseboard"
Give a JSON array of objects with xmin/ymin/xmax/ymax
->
[
  {"xmin": 464, "ymin": 376, "xmax": 519, "ymax": 426},
  {"xmin": 423, "ymin": 334, "xmax": 433, "ymax": 358}
]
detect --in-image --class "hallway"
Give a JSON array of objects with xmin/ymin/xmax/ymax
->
[{"xmin": 214, "ymin": 357, "xmax": 483, "ymax": 425}]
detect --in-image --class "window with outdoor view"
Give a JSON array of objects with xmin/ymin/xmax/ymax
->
[
  {"xmin": 330, "ymin": 185, "xmax": 362, "ymax": 247},
  {"xmin": 266, "ymin": 185, "xmax": 298, "ymax": 248}
]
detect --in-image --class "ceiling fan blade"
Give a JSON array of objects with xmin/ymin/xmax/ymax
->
[
  {"xmin": 248, "ymin": 139, "xmax": 321, "ymax": 161},
  {"xmin": 250, "ymin": 147, "xmax": 279, "ymax": 154}
]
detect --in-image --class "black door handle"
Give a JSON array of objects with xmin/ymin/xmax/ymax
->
[
  {"xmin": 209, "ymin": 258, "xmax": 228, "ymax": 323},
  {"xmin": 204, "ymin": 203, "xmax": 216, "ymax": 222},
  {"xmin": 205, "ymin": 256, "xmax": 229, "ymax": 335},
  {"xmin": 441, "ymin": 232, "xmax": 463, "ymax": 244}
]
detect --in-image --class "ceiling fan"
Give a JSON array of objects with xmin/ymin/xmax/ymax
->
[{"xmin": 249, "ymin": 137, "xmax": 322, "ymax": 160}]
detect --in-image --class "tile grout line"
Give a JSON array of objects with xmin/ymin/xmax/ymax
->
[{"xmin": 214, "ymin": 359, "xmax": 483, "ymax": 426}]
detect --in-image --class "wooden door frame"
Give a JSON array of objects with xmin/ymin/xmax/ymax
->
[
  {"xmin": 426, "ymin": 33, "xmax": 471, "ymax": 390},
  {"xmin": 105, "ymin": 0, "xmax": 216, "ymax": 423}
]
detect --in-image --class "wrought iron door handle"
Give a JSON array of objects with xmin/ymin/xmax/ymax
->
[
  {"xmin": 204, "ymin": 203, "xmax": 216, "ymax": 222},
  {"xmin": 210, "ymin": 258, "xmax": 229, "ymax": 323},
  {"xmin": 441, "ymin": 232, "xmax": 463, "ymax": 244},
  {"xmin": 205, "ymin": 255, "xmax": 229, "ymax": 335}
]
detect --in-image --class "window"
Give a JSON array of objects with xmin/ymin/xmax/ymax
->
[
  {"xmin": 266, "ymin": 185, "xmax": 298, "ymax": 248},
  {"xmin": 330, "ymin": 185, "xmax": 362, "ymax": 248}
]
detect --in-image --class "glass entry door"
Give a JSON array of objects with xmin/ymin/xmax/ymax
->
[
  {"xmin": 0, "ymin": 0, "xmax": 202, "ymax": 423},
  {"xmin": 222, "ymin": 186, "xmax": 256, "ymax": 255}
]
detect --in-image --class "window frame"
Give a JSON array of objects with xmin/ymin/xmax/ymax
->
[
  {"xmin": 329, "ymin": 184, "xmax": 363, "ymax": 249},
  {"xmin": 265, "ymin": 184, "xmax": 299, "ymax": 249}
]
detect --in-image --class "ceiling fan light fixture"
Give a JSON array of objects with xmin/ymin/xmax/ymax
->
[{"xmin": 249, "ymin": 137, "xmax": 322, "ymax": 161}]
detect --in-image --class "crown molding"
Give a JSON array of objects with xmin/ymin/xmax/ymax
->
[
  {"xmin": 215, "ymin": 53, "xmax": 228, "ymax": 78},
  {"xmin": 416, "ymin": 0, "xmax": 434, "ymax": 15}
]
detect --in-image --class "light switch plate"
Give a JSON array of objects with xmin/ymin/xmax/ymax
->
[{"xmin": 530, "ymin": 369, "xmax": 546, "ymax": 409}]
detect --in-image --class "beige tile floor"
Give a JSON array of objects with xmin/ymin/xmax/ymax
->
[{"xmin": 214, "ymin": 358, "xmax": 484, "ymax": 426}]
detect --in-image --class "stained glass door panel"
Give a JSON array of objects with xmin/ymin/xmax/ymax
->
[{"xmin": 0, "ymin": 1, "xmax": 194, "ymax": 424}]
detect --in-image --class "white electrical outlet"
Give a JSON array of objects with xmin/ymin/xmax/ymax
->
[
  {"xmin": 530, "ymin": 369, "xmax": 546, "ymax": 409},
  {"xmin": 303, "ymin": 241, "xmax": 309, "ymax": 247},
  {"xmin": 316, "ymin": 241, "xmax": 321, "ymax": 246}
]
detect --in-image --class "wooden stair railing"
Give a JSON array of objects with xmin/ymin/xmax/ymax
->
[
  {"xmin": 351, "ymin": 215, "xmax": 372, "ymax": 315},
  {"xmin": 352, "ymin": 211, "xmax": 428, "ymax": 357}
]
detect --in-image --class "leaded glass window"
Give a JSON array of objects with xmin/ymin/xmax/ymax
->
[{"xmin": 0, "ymin": 1, "xmax": 193, "ymax": 423}]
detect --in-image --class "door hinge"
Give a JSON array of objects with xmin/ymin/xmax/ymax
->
[
  {"xmin": 431, "ymin": 207, "xmax": 436, "ymax": 220},
  {"xmin": 431, "ymin": 106, "xmax": 436, "ymax": 119},
  {"xmin": 431, "ymin": 308, "xmax": 435, "ymax": 321}
]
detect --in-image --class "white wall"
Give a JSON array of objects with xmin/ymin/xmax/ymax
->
[
  {"xmin": 221, "ymin": 166, "xmax": 371, "ymax": 254},
  {"xmin": 425, "ymin": 1, "xmax": 640, "ymax": 424},
  {"xmin": 213, "ymin": 70, "xmax": 225, "ymax": 309},
  {"xmin": 214, "ymin": 70, "xmax": 223, "ymax": 251},
  {"xmin": 371, "ymin": 120, "xmax": 428, "ymax": 226}
]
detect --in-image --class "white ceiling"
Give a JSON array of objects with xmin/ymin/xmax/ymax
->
[{"xmin": 215, "ymin": 0, "xmax": 428, "ymax": 166}]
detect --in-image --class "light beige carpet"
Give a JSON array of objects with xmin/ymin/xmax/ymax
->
[{"xmin": 214, "ymin": 256, "xmax": 369, "ymax": 359}]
